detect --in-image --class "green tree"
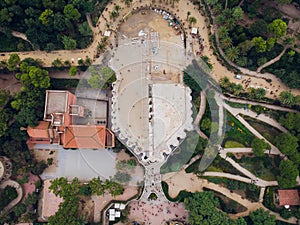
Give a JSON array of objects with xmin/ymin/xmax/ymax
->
[
  {"xmin": 248, "ymin": 88, "xmax": 266, "ymax": 100},
  {"xmin": 7, "ymin": 54, "xmax": 20, "ymax": 72},
  {"xmin": 200, "ymin": 118, "xmax": 211, "ymax": 131},
  {"xmin": 101, "ymin": 66, "xmax": 116, "ymax": 85},
  {"xmin": 52, "ymin": 58, "xmax": 63, "ymax": 68},
  {"xmin": 225, "ymin": 46, "xmax": 239, "ymax": 62},
  {"xmin": 252, "ymin": 37, "xmax": 267, "ymax": 53},
  {"xmin": 89, "ymin": 177, "xmax": 105, "ymax": 195},
  {"xmin": 238, "ymin": 40, "xmax": 254, "ymax": 55},
  {"xmin": 274, "ymin": 133, "xmax": 298, "ymax": 158},
  {"xmin": 266, "ymin": 38, "xmax": 275, "ymax": 51},
  {"xmin": 88, "ymin": 75, "xmax": 103, "ymax": 89},
  {"xmin": 63, "ymin": 4, "xmax": 81, "ymax": 21},
  {"xmin": 251, "ymin": 138, "xmax": 270, "ymax": 156},
  {"xmin": 114, "ymin": 172, "xmax": 131, "ymax": 184},
  {"xmin": 218, "ymin": 26, "xmax": 229, "ymax": 39},
  {"xmin": 220, "ymin": 36, "xmax": 233, "ymax": 49},
  {"xmin": 69, "ymin": 66, "xmax": 77, "ymax": 76},
  {"xmin": 279, "ymin": 91, "xmax": 295, "ymax": 105},
  {"xmin": 277, "ymin": 160, "xmax": 299, "ymax": 188},
  {"xmin": 39, "ymin": 9, "xmax": 54, "ymax": 25},
  {"xmin": 232, "ymin": 7, "xmax": 243, "ymax": 21},
  {"xmin": 184, "ymin": 191, "xmax": 232, "ymax": 225},
  {"xmin": 18, "ymin": 66, "xmax": 50, "ymax": 90},
  {"xmin": 249, "ymin": 209, "xmax": 276, "ymax": 225},
  {"xmin": 62, "ymin": 36, "xmax": 76, "ymax": 50},
  {"xmin": 189, "ymin": 17, "xmax": 197, "ymax": 26},
  {"xmin": 78, "ymin": 22, "xmax": 92, "ymax": 36},
  {"xmin": 268, "ymin": 19, "xmax": 287, "ymax": 38}
]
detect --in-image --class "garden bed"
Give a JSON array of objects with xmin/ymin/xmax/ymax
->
[
  {"xmin": 243, "ymin": 116, "xmax": 282, "ymax": 145},
  {"xmin": 223, "ymin": 111, "xmax": 255, "ymax": 147},
  {"xmin": 233, "ymin": 155, "xmax": 280, "ymax": 181}
]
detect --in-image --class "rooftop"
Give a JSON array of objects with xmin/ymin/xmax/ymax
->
[
  {"xmin": 62, "ymin": 125, "xmax": 107, "ymax": 149},
  {"xmin": 27, "ymin": 121, "xmax": 50, "ymax": 139},
  {"xmin": 278, "ymin": 189, "xmax": 300, "ymax": 206}
]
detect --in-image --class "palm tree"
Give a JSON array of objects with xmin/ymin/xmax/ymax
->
[
  {"xmin": 225, "ymin": 46, "xmax": 239, "ymax": 62},
  {"xmin": 220, "ymin": 36, "xmax": 232, "ymax": 49},
  {"xmin": 279, "ymin": 91, "xmax": 295, "ymax": 105},
  {"xmin": 189, "ymin": 16, "xmax": 197, "ymax": 26},
  {"xmin": 219, "ymin": 76, "xmax": 230, "ymax": 89},
  {"xmin": 217, "ymin": 26, "xmax": 229, "ymax": 39}
]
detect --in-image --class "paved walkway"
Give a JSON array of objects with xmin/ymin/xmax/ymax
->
[
  {"xmin": 222, "ymin": 95, "xmax": 299, "ymax": 113},
  {"xmin": 163, "ymin": 170, "xmax": 298, "ymax": 224},
  {"xmin": 224, "ymin": 102, "xmax": 288, "ymax": 133},
  {"xmin": 0, "ymin": 179, "xmax": 23, "ymax": 212}
]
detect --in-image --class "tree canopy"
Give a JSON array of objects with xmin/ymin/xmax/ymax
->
[
  {"xmin": 277, "ymin": 160, "xmax": 299, "ymax": 189},
  {"xmin": 249, "ymin": 208, "xmax": 276, "ymax": 225},
  {"xmin": 251, "ymin": 138, "xmax": 270, "ymax": 157}
]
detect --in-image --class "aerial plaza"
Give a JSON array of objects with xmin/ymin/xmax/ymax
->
[{"xmin": 110, "ymin": 9, "xmax": 194, "ymax": 165}]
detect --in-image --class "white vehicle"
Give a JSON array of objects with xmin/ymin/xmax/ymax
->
[{"xmin": 235, "ymin": 74, "xmax": 243, "ymax": 79}]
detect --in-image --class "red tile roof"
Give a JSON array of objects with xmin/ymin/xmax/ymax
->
[
  {"xmin": 278, "ymin": 189, "xmax": 300, "ymax": 206},
  {"xmin": 27, "ymin": 121, "xmax": 50, "ymax": 139},
  {"xmin": 62, "ymin": 125, "xmax": 107, "ymax": 149}
]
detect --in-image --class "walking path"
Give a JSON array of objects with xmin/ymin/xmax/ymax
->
[
  {"xmin": 0, "ymin": 0, "xmax": 299, "ymax": 100},
  {"xmin": 193, "ymin": 91, "xmax": 208, "ymax": 139},
  {"xmin": 0, "ymin": 179, "xmax": 23, "ymax": 212},
  {"xmin": 222, "ymin": 96, "xmax": 299, "ymax": 113},
  {"xmin": 224, "ymin": 102, "xmax": 288, "ymax": 133},
  {"xmin": 162, "ymin": 170, "xmax": 298, "ymax": 224}
]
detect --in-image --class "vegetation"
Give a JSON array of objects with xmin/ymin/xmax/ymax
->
[
  {"xmin": 49, "ymin": 177, "xmax": 124, "ymax": 224},
  {"xmin": 223, "ymin": 111, "xmax": 255, "ymax": 147},
  {"xmin": 0, "ymin": 186, "xmax": 18, "ymax": 211},
  {"xmin": 204, "ymin": 177, "xmax": 260, "ymax": 202},
  {"xmin": 233, "ymin": 155, "xmax": 280, "ymax": 181},
  {"xmin": 251, "ymin": 138, "xmax": 270, "ymax": 157},
  {"xmin": 0, "ymin": 0, "xmax": 95, "ymax": 50},
  {"xmin": 277, "ymin": 160, "xmax": 298, "ymax": 189}
]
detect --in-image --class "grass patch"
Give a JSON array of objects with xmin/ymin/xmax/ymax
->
[
  {"xmin": 243, "ymin": 116, "xmax": 282, "ymax": 145},
  {"xmin": 233, "ymin": 155, "xmax": 280, "ymax": 181},
  {"xmin": 224, "ymin": 140, "xmax": 245, "ymax": 148},
  {"xmin": 223, "ymin": 111, "xmax": 255, "ymax": 147}
]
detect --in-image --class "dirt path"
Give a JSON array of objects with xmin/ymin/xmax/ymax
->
[
  {"xmin": 162, "ymin": 170, "xmax": 298, "ymax": 224},
  {"xmin": 0, "ymin": 179, "xmax": 23, "ymax": 212},
  {"xmin": 0, "ymin": 0, "xmax": 298, "ymax": 100}
]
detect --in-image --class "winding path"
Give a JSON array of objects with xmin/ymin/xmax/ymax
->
[
  {"xmin": 193, "ymin": 91, "xmax": 208, "ymax": 139},
  {"xmin": 162, "ymin": 170, "xmax": 298, "ymax": 224},
  {"xmin": 0, "ymin": 179, "xmax": 23, "ymax": 212}
]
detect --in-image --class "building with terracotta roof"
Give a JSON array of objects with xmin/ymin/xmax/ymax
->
[
  {"xmin": 278, "ymin": 189, "xmax": 300, "ymax": 207},
  {"xmin": 27, "ymin": 90, "xmax": 115, "ymax": 149}
]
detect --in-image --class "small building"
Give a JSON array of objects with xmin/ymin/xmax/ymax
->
[
  {"xmin": 191, "ymin": 27, "xmax": 198, "ymax": 35},
  {"xmin": 278, "ymin": 189, "xmax": 300, "ymax": 208},
  {"xmin": 27, "ymin": 90, "xmax": 115, "ymax": 149}
]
